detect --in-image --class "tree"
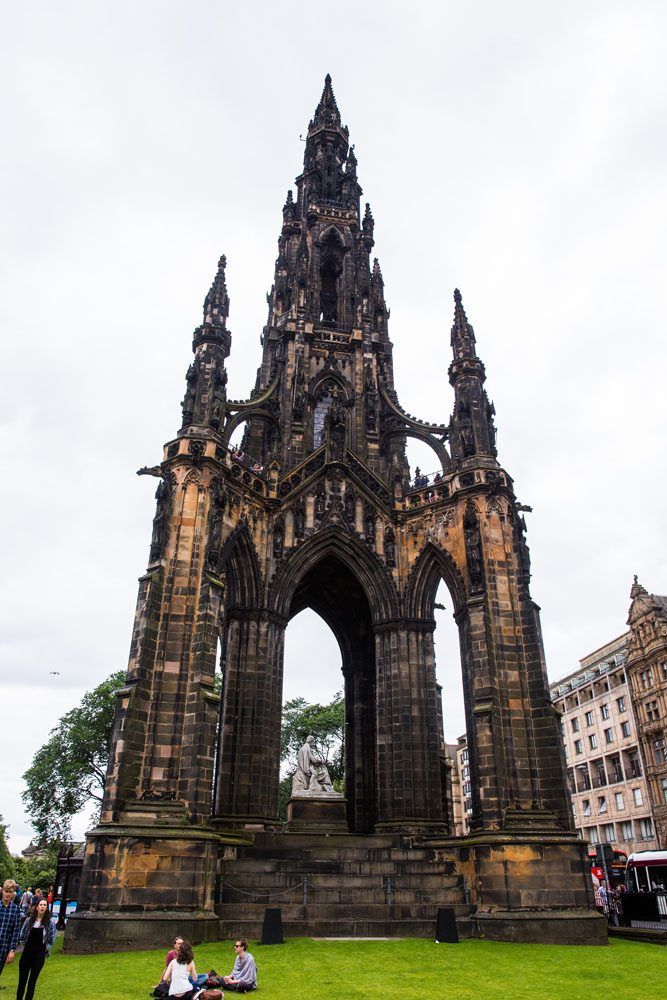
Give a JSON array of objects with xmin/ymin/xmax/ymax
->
[
  {"xmin": 279, "ymin": 693, "xmax": 345, "ymax": 817},
  {"xmin": 0, "ymin": 814, "xmax": 15, "ymax": 885},
  {"xmin": 22, "ymin": 670, "xmax": 126, "ymax": 842}
]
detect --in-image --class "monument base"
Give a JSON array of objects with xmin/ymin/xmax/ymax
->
[{"xmin": 285, "ymin": 792, "xmax": 347, "ymax": 832}]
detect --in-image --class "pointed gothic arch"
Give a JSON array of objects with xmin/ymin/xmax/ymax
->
[
  {"xmin": 268, "ymin": 522, "xmax": 399, "ymax": 624},
  {"xmin": 219, "ymin": 522, "xmax": 262, "ymax": 609}
]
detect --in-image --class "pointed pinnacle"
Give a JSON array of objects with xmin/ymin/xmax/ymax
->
[
  {"xmin": 204, "ymin": 254, "xmax": 229, "ymax": 326},
  {"xmin": 451, "ymin": 288, "xmax": 476, "ymax": 357},
  {"xmin": 313, "ymin": 73, "xmax": 341, "ymax": 127},
  {"xmin": 630, "ymin": 574, "xmax": 648, "ymax": 599},
  {"xmin": 372, "ymin": 257, "xmax": 383, "ymax": 280}
]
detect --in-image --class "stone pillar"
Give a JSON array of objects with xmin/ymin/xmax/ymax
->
[
  {"xmin": 214, "ymin": 610, "xmax": 286, "ymax": 827},
  {"xmin": 374, "ymin": 621, "xmax": 446, "ymax": 833},
  {"xmin": 65, "ymin": 468, "xmax": 226, "ymax": 952}
]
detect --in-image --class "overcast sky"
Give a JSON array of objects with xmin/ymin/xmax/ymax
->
[{"xmin": 2, "ymin": 1, "xmax": 666, "ymax": 853}]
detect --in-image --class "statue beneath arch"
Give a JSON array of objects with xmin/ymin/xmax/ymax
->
[{"xmin": 65, "ymin": 75, "xmax": 606, "ymax": 952}]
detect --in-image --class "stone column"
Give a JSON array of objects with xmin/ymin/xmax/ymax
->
[
  {"xmin": 374, "ymin": 620, "xmax": 446, "ymax": 833},
  {"xmin": 214, "ymin": 610, "xmax": 286, "ymax": 827}
]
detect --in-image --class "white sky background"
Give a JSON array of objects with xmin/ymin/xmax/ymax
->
[{"xmin": 1, "ymin": 1, "xmax": 666, "ymax": 852}]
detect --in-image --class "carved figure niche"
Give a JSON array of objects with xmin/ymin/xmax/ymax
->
[{"xmin": 319, "ymin": 231, "xmax": 343, "ymax": 324}]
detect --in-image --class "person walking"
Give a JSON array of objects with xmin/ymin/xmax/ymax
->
[
  {"xmin": 16, "ymin": 897, "xmax": 56, "ymax": 1000},
  {"xmin": 19, "ymin": 889, "xmax": 33, "ymax": 923},
  {"xmin": 0, "ymin": 880, "xmax": 21, "ymax": 979}
]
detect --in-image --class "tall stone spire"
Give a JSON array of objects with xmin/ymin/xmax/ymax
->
[
  {"xmin": 448, "ymin": 289, "xmax": 497, "ymax": 463},
  {"xmin": 310, "ymin": 72, "xmax": 342, "ymax": 129},
  {"xmin": 181, "ymin": 254, "xmax": 230, "ymax": 431}
]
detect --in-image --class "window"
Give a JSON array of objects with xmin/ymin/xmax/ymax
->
[
  {"xmin": 639, "ymin": 817, "xmax": 654, "ymax": 840},
  {"xmin": 610, "ymin": 756, "xmax": 624, "ymax": 783},
  {"xmin": 604, "ymin": 728, "xmax": 615, "ymax": 744},
  {"xmin": 662, "ymin": 777, "xmax": 667, "ymax": 804},
  {"xmin": 620, "ymin": 820, "xmax": 633, "ymax": 840},
  {"xmin": 582, "ymin": 799, "xmax": 591, "ymax": 816},
  {"xmin": 616, "ymin": 696, "xmax": 626, "ymax": 714},
  {"xmin": 464, "ymin": 781, "xmax": 471, "ymax": 795},
  {"xmin": 628, "ymin": 750, "xmax": 642, "ymax": 778},
  {"xmin": 585, "ymin": 711, "xmax": 594, "ymax": 726},
  {"xmin": 615, "ymin": 792, "xmax": 624, "ymax": 810},
  {"xmin": 646, "ymin": 700, "xmax": 660, "ymax": 722},
  {"xmin": 633, "ymin": 787, "xmax": 643, "ymax": 807},
  {"xmin": 571, "ymin": 718, "xmax": 580, "ymax": 733},
  {"xmin": 598, "ymin": 796, "xmax": 607, "ymax": 814},
  {"xmin": 589, "ymin": 734, "xmax": 598, "ymax": 750},
  {"xmin": 621, "ymin": 721, "xmax": 631, "ymax": 738},
  {"xmin": 640, "ymin": 669, "xmax": 654, "ymax": 689},
  {"xmin": 654, "ymin": 740, "xmax": 667, "ymax": 766},
  {"xmin": 588, "ymin": 827, "xmax": 600, "ymax": 844},
  {"xmin": 595, "ymin": 760, "xmax": 606, "ymax": 786},
  {"xmin": 574, "ymin": 739, "xmax": 582, "ymax": 755},
  {"xmin": 603, "ymin": 823, "xmax": 615, "ymax": 843},
  {"xmin": 600, "ymin": 703, "xmax": 610, "ymax": 720}
]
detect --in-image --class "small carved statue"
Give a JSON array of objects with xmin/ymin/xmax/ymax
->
[
  {"xmin": 273, "ymin": 518, "xmax": 285, "ymax": 559},
  {"xmin": 149, "ymin": 479, "xmax": 171, "ymax": 563},
  {"xmin": 463, "ymin": 501, "xmax": 484, "ymax": 593},
  {"xmin": 291, "ymin": 735, "xmax": 334, "ymax": 794},
  {"xmin": 293, "ymin": 500, "xmax": 305, "ymax": 538},
  {"xmin": 384, "ymin": 529, "xmax": 396, "ymax": 568}
]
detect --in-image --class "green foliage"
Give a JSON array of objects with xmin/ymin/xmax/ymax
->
[
  {"xmin": 279, "ymin": 694, "xmax": 345, "ymax": 819},
  {"xmin": 22, "ymin": 670, "xmax": 126, "ymax": 842},
  {"xmin": 11, "ymin": 844, "xmax": 59, "ymax": 892},
  {"xmin": 0, "ymin": 936, "xmax": 664, "ymax": 1000},
  {"xmin": 0, "ymin": 814, "xmax": 15, "ymax": 885}
]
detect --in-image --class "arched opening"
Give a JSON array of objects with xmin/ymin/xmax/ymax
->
[
  {"xmin": 404, "ymin": 437, "xmax": 445, "ymax": 489},
  {"xmin": 281, "ymin": 609, "xmax": 343, "ymax": 818},
  {"xmin": 433, "ymin": 580, "xmax": 470, "ymax": 834},
  {"xmin": 319, "ymin": 258, "xmax": 338, "ymax": 322},
  {"xmin": 287, "ymin": 553, "xmax": 376, "ymax": 833}
]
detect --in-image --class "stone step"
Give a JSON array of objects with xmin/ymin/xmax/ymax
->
[
  {"xmin": 239, "ymin": 846, "xmax": 439, "ymax": 863},
  {"xmin": 231, "ymin": 858, "xmax": 454, "ymax": 875},
  {"xmin": 221, "ymin": 873, "xmax": 461, "ymax": 892},
  {"xmin": 216, "ymin": 902, "xmax": 473, "ymax": 921},
  {"xmin": 217, "ymin": 915, "xmax": 474, "ymax": 940}
]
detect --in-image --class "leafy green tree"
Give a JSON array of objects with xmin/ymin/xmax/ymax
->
[
  {"xmin": 0, "ymin": 814, "xmax": 15, "ymax": 885},
  {"xmin": 22, "ymin": 670, "xmax": 126, "ymax": 842},
  {"xmin": 279, "ymin": 693, "xmax": 345, "ymax": 817}
]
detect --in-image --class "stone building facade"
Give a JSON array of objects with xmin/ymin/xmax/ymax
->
[
  {"xmin": 550, "ymin": 577, "xmax": 667, "ymax": 855},
  {"xmin": 65, "ymin": 77, "xmax": 603, "ymax": 951},
  {"xmin": 550, "ymin": 634, "xmax": 657, "ymax": 855},
  {"xmin": 626, "ymin": 578, "xmax": 667, "ymax": 848}
]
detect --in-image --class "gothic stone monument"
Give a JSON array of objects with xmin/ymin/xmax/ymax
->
[{"xmin": 65, "ymin": 77, "xmax": 605, "ymax": 950}]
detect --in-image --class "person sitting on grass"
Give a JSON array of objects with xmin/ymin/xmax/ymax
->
[
  {"xmin": 223, "ymin": 938, "xmax": 257, "ymax": 992},
  {"xmin": 162, "ymin": 939, "xmax": 202, "ymax": 999},
  {"xmin": 165, "ymin": 936, "xmax": 184, "ymax": 968}
]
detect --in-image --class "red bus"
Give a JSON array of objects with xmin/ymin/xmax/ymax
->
[{"xmin": 588, "ymin": 847, "xmax": 628, "ymax": 887}]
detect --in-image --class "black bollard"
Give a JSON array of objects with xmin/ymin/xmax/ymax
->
[
  {"xmin": 435, "ymin": 907, "xmax": 459, "ymax": 943},
  {"xmin": 261, "ymin": 907, "xmax": 284, "ymax": 944}
]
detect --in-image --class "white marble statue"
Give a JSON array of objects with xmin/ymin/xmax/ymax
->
[{"xmin": 291, "ymin": 735, "xmax": 335, "ymax": 794}]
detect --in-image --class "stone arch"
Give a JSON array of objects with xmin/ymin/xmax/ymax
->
[
  {"xmin": 384, "ymin": 427, "xmax": 452, "ymax": 474},
  {"xmin": 221, "ymin": 408, "xmax": 280, "ymax": 451},
  {"xmin": 219, "ymin": 522, "xmax": 262, "ymax": 610},
  {"xmin": 269, "ymin": 523, "xmax": 399, "ymax": 624},
  {"xmin": 405, "ymin": 541, "xmax": 467, "ymax": 619}
]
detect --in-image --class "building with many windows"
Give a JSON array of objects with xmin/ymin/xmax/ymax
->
[{"xmin": 550, "ymin": 633, "xmax": 657, "ymax": 854}]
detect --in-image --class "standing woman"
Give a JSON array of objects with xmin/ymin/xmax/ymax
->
[
  {"xmin": 16, "ymin": 898, "xmax": 56, "ymax": 1000},
  {"xmin": 162, "ymin": 939, "xmax": 200, "ymax": 999}
]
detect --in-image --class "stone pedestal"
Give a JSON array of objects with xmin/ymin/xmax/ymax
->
[{"xmin": 285, "ymin": 792, "xmax": 347, "ymax": 832}]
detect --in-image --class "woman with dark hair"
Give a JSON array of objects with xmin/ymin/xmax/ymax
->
[
  {"xmin": 16, "ymin": 897, "xmax": 56, "ymax": 1000},
  {"xmin": 162, "ymin": 939, "xmax": 201, "ymax": 999}
]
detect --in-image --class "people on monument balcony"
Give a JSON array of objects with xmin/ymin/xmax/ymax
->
[
  {"xmin": 251, "ymin": 461, "xmax": 264, "ymax": 473},
  {"xmin": 292, "ymin": 735, "xmax": 334, "ymax": 794},
  {"xmin": 223, "ymin": 939, "xmax": 258, "ymax": 993},
  {"xmin": 413, "ymin": 467, "xmax": 429, "ymax": 489},
  {"xmin": 162, "ymin": 939, "xmax": 201, "ymax": 999},
  {"xmin": 16, "ymin": 898, "xmax": 57, "ymax": 1000},
  {"xmin": 0, "ymin": 880, "xmax": 21, "ymax": 978},
  {"xmin": 433, "ymin": 471, "xmax": 443, "ymax": 484}
]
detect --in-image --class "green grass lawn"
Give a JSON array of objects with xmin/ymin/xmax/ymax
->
[{"xmin": 0, "ymin": 936, "xmax": 664, "ymax": 1000}]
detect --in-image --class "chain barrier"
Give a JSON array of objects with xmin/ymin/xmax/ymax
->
[{"xmin": 221, "ymin": 876, "xmax": 435, "ymax": 906}]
